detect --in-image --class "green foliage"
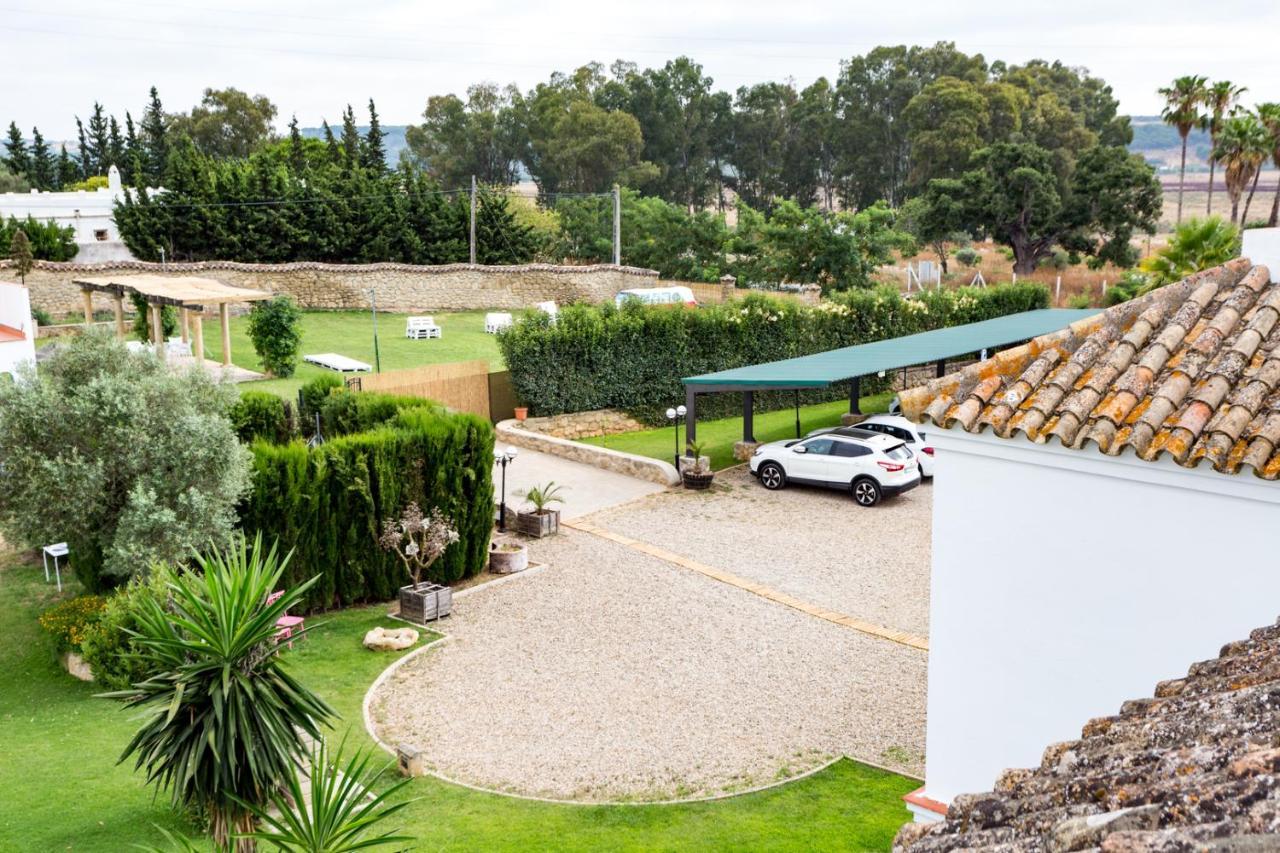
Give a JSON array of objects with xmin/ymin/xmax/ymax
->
[
  {"xmin": 498, "ymin": 283, "xmax": 1048, "ymax": 423},
  {"xmin": 247, "ymin": 296, "xmax": 303, "ymax": 378},
  {"xmin": 1105, "ymin": 270, "xmax": 1152, "ymax": 306},
  {"xmin": 129, "ymin": 293, "xmax": 178, "ymax": 343},
  {"xmin": 518, "ymin": 481, "xmax": 566, "ymax": 513},
  {"xmin": 1140, "ymin": 216, "xmax": 1241, "ymax": 286},
  {"xmin": 38, "ymin": 594, "xmax": 106, "ymax": 653},
  {"xmin": 7, "ymin": 227, "xmax": 33, "ymax": 283},
  {"xmin": 79, "ymin": 565, "xmax": 174, "ymax": 691},
  {"xmin": 228, "ymin": 390, "xmax": 292, "ymax": 444},
  {"xmin": 31, "ymin": 305, "xmax": 53, "ymax": 326},
  {"xmin": 242, "ymin": 390, "xmax": 494, "ymax": 610},
  {"xmin": 0, "ymin": 333, "xmax": 250, "ymax": 591},
  {"xmin": 168, "ymin": 87, "xmax": 278, "ymax": 159},
  {"xmin": 297, "ymin": 373, "xmax": 344, "ymax": 425},
  {"xmin": 0, "ymin": 215, "xmax": 77, "ymax": 262},
  {"xmin": 1066, "ymin": 293, "xmax": 1092, "ymax": 309},
  {"xmin": 953, "ymin": 246, "xmax": 980, "ymax": 267},
  {"xmin": 110, "ymin": 535, "xmax": 336, "ymax": 850}
]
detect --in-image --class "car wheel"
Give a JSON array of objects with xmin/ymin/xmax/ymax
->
[
  {"xmin": 758, "ymin": 462, "xmax": 786, "ymax": 490},
  {"xmin": 852, "ymin": 477, "xmax": 881, "ymax": 507}
]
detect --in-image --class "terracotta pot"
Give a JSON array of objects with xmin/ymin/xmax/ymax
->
[{"xmin": 514, "ymin": 407, "xmax": 529, "ymax": 421}]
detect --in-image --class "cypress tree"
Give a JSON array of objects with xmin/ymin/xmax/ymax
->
[
  {"xmin": 140, "ymin": 86, "xmax": 168, "ymax": 186},
  {"xmin": 475, "ymin": 186, "xmax": 537, "ymax": 263},
  {"xmin": 28, "ymin": 128, "xmax": 54, "ymax": 190},
  {"xmin": 3, "ymin": 122, "xmax": 29, "ymax": 177},
  {"xmin": 321, "ymin": 120, "xmax": 340, "ymax": 164},
  {"xmin": 340, "ymin": 105, "xmax": 360, "ymax": 167},
  {"xmin": 86, "ymin": 103, "xmax": 111, "ymax": 176},
  {"xmin": 107, "ymin": 115, "xmax": 126, "ymax": 173},
  {"xmin": 123, "ymin": 113, "xmax": 141, "ymax": 185},
  {"xmin": 287, "ymin": 115, "xmax": 307, "ymax": 176},
  {"xmin": 362, "ymin": 99, "xmax": 386, "ymax": 173},
  {"xmin": 56, "ymin": 144, "xmax": 80, "ymax": 189},
  {"xmin": 75, "ymin": 117, "xmax": 91, "ymax": 177}
]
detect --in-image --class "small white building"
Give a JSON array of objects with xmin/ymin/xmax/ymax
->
[
  {"xmin": 0, "ymin": 165, "xmax": 139, "ymax": 263},
  {"xmin": 0, "ymin": 279, "xmax": 38, "ymax": 377},
  {"xmin": 899, "ymin": 242, "xmax": 1280, "ymax": 820}
]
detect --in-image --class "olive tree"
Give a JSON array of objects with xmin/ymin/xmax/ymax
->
[{"xmin": 0, "ymin": 333, "xmax": 250, "ymax": 591}]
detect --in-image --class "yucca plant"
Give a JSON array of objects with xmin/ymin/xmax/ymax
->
[
  {"xmin": 109, "ymin": 535, "xmax": 336, "ymax": 852},
  {"xmin": 233, "ymin": 735, "xmax": 415, "ymax": 852}
]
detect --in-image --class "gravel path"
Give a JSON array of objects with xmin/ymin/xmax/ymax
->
[
  {"xmin": 369, "ymin": 528, "xmax": 926, "ymax": 802},
  {"xmin": 591, "ymin": 467, "xmax": 932, "ymax": 636}
]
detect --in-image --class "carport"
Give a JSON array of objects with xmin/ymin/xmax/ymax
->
[{"xmin": 681, "ymin": 308, "xmax": 1098, "ymax": 447}]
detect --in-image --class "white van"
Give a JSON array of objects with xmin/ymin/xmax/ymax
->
[{"xmin": 614, "ymin": 286, "xmax": 698, "ymax": 309}]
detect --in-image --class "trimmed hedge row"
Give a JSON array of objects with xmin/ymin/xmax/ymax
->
[
  {"xmin": 497, "ymin": 283, "xmax": 1050, "ymax": 422},
  {"xmin": 241, "ymin": 382, "xmax": 494, "ymax": 612}
]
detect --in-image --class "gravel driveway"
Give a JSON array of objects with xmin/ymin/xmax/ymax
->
[
  {"xmin": 369, "ymin": 526, "xmax": 926, "ymax": 802},
  {"xmin": 592, "ymin": 466, "xmax": 932, "ymax": 636}
]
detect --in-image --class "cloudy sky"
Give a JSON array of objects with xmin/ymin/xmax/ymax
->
[{"xmin": 6, "ymin": 0, "xmax": 1279, "ymax": 140}]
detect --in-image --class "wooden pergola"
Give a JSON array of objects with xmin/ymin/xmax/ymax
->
[{"xmin": 72, "ymin": 275, "xmax": 272, "ymax": 367}]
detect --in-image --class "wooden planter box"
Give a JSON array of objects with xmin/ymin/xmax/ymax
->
[
  {"xmin": 398, "ymin": 582, "xmax": 453, "ymax": 624},
  {"xmin": 489, "ymin": 541, "xmax": 529, "ymax": 574},
  {"xmin": 515, "ymin": 508, "xmax": 560, "ymax": 538},
  {"xmin": 682, "ymin": 470, "xmax": 715, "ymax": 490}
]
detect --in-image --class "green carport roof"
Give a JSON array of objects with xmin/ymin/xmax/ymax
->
[{"xmin": 682, "ymin": 308, "xmax": 1099, "ymax": 390}]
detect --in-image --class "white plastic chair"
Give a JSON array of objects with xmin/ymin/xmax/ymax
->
[
  {"xmin": 485, "ymin": 312, "xmax": 513, "ymax": 334},
  {"xmin": 405, "ymin": 316, "xmax": 441, "ymax": 339},
  {"xmin": 166, "ymin": 337, "xmax": 193, "ymax": 357},
  {"xmin": 536, "ymin": 301, "xmax": 558, "ymax": 324}
]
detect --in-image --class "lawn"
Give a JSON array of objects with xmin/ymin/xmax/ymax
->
[
  {"xmin": 583, "ymin": 392, "xmax": 895, "ymax": 471},
  {"xmin": 0, "ymin": 556, "xmax": 917, "ymax": 852},
  {"xmin": 218, "ymin": 309, "xmax": 505, "ymax": 400}
]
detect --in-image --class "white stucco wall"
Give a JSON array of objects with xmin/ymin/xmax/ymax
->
[
  {"xmin": 922, "ymin": 427, "xmax": 1280, "ymax": 805},
  {"xmin": 1243, "ymin": 228, "xmax": 1280, "ymax": 282},
  {"xmin": 0, "ymin": 281, "xmax": 37, "ymax": 376}
]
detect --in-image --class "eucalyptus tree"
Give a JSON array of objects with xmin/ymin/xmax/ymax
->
[
  {"xmin": 1158, "ymin": 75, "xmax": 1208, "ymax": 224},
  {"xmin": 1202, "ymin": 81, "xmax": 1246, "ymax": 214}
]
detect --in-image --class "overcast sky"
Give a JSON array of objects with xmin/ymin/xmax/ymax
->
[{"xmin": 6, "ymin": 0, "xmax": 1280, "ymax": 140}]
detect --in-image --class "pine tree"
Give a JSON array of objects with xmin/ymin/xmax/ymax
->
[
  {"xmin": 3, "ymin": 122, "xmax": 29, "ymax": 177},
  {"xmin": 107, "ymin": 115, "xmax": 126, "ymax": 173},
  {"xmin": 321, "ymin": 120, "xmax": 340, "ymax": 164},
  {"xmin": 86, "ymin": 103, "xmax": 111, "ymax": 176},
  {"xmin": 287, "ymin": 115, "xmax": 307, "ymax": 176},
  {"xmin": 28, "ymin": 128, "xmax": 54, "ymax": 190},
  {"xmin": 362, "ymin": 99, "xmax": 387, "ymax": 173},
  {"xmin": 140, "ymin": 86, "xmax": 168, "ymax": 186},
  {"xmin": 56, "ymin": 144, "xmax": 80, "ymax": 189},
  {"xmin": 340, "ymin": 105, "xmax": 361, "ymax": 167}
]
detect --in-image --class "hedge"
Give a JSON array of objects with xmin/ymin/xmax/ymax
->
[
  {"xmin": 241, "ymin": 390, "xmax": 494, "ymax": 612},
  {"xmin": 497, "ymin": 283, "xmax": 1049, "ymax": 422}
]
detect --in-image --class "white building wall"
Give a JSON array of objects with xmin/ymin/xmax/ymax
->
[
  {"xmin": 1243, "ymin": 228, "xmax": 1280, "ymax": 283},
  {"xmin": 922, "ymin": 427, "xmax": 1280, "ymax": 805},
  {"xmin": 0, "ymin": 281, "xmax": 37, "ymax": 376},
  {"xmin": 0, "ymin": 166, "xmax": 141, "ymax": 261}
]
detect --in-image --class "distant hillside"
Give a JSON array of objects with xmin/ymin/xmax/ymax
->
[
  {"xmin": 298, "ymin": 125, "xmax": 409, "ymax": 167},
  {"xmin": 1128, "ymin": 115, "xmax": 1212, "ymax": 173}
]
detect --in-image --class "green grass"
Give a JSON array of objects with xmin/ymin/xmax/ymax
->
[
  {"xmin": 582, "ymin": 393, "xmax": 895, "ymax": 471},
  {"xmin": 0, "ymin": 558, "xmax": 917, "ymax": 852},
  {"xmin": 216, "ymin": 310, "xmax": 505, "ymax": 400}
]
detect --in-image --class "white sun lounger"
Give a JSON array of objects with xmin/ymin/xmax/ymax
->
[
  {"xmin": 303, "ymin": 353, "xmax": 373, "ymax": 373},
  {"xmin": 485, "ymin": 312, "xmax": 513, "ymax": 334}
]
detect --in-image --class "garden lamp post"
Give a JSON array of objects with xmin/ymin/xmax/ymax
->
[
  {"xmin": 666, "ymin": 405, "xmax": 687, "ymax": 471},
  {"xmin": 493, "ymin": 446, "xmax": 519, "ymax": 532}
]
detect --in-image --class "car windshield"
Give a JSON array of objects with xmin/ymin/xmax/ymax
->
[{"xmin": 884, "ymin": 443, "xmax": 912, "ymax": 461}]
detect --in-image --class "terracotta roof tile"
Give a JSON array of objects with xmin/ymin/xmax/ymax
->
[
  {"xmin": 899, "ymin": 259, "xmax": 1280, "ymax": 480},
  {"xmin": 895, "ymin": 614, "xmax": 1280, "ymax": 852}
]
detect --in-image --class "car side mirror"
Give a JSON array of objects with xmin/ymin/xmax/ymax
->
[{"xmin": 792, "ymin": 445, "xmax": 807, "ymax": 454}]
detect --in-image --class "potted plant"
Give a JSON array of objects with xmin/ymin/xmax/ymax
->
[
  {"xmin": 378, "ymin": 502, "xmax": 459, "ymax": 625},
  {"xmin": 514, "ymin": 406, "xmax": 529, "ymax": 421},
  {"xmin": 682, "ymin": 441, "xmax": 714, "ymax": 490},
  {"xmin": 515, "ymin": 481, "xmax": 566, "ymax": 538},
  {"xmin": 489, "ymin": 538, "xmax": 529, "ymax": 574}
]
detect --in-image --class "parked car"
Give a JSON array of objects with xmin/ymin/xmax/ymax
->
[
  {"xmin": 853, "ymin": 414, "xmax": 935, "ymax": 478},
  {"xmin": 749, "ymin": 428, "xmax": 921, "ymax": 507}
]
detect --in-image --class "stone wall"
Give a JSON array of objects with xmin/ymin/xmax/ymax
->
[
  {"xmin": 496, "ymin": 419, "xmax": 680, "ymax": 486},
  {"xmin": 1, "ymin": 259, "xmax": 660, "ymax": 316},
  {"xmin": 519, "ymin": 409, "xmax": 648, "ymax": 441}
]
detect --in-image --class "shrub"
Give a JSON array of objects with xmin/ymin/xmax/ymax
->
[
  {"xmin": 497, "ymin": 283, "xmax": 1049, "ymax": 423},
  {"xmin": 1140, "ymin": 216, "xmax": 1240, "ymax": 287},
  {"xmin": 247, "ymin": 296, "xmax": 303, "ymax": 378},
  {"xmin": 1067, "ymin": 294, "xmax": 1092, "ymax": 309},
  {"xmin": 0, "ymin": 215, "xmax": 78, "ymax": 261},
  {"xmin": 31, "ymin": 305, "xmax": 53, "ymax": 327},
  {"xmin": 38, "ymin": 595, "xmax": 107, "ymax": 653},
  {"xmin": 130, "ymin": 293, "xmax": 178, "ymax": 343},
  {"xmin": 0, "ymin": 333, "xmax": 250, "ymax": 591},
  {"xmin": 242, "ymin": 391, "xmax": 494, "ymax": 611},
  {"xmin": 298, "ymin": 373, "xmax": 344, "ymax": 425},
  {"xmin": 953, "ymin": 247, "xmax": 980, "ymax": 268},
  {"xmin": 229, "ymin": 391, "xmax": 292, "ymax": 444},
  {"xmin": 79, "ymin": 565, "xmax": 174, "ymax": 690}
]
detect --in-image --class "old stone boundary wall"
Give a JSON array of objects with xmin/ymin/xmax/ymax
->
[
  {"xmin": 496, "ymin": 419, "xmax": 680, "ymax": 486},
  {"xmin": 518, "ymin": 409, "xmax": 648, "ymax": 441},
  {"xmin": 0, "ymin": 259, "xmax": 660, "ymax": 315}
]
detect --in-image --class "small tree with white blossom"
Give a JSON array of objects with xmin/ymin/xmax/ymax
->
[{"xmin": 378, "ymin": 502, "xmax": 459, "ymax": 587}]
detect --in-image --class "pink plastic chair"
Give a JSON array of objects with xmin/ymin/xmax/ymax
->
[{"xmin": 266, "ymin": 590, "xmax": 306, "ymax": 649}]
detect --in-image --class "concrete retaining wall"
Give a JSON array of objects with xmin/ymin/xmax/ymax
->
[
  {"xmin": 1, "ymin": 259, "xmax": 660, "ymax": 316},
  {"xmin": 496, "ymin": 419, "xmax": 679, "ymax": 486}
]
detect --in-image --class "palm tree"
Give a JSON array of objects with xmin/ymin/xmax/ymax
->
[
  {"xmin": 1139, "ymin": 216, "xmax": 1240, "ymax": 289},
  {"xmin": 1202, "ymin": 81, "xmax": 1246, "ymax": 215},
  {"xmin": 1159, "ymin": 75, "xmax": 1208, "ymax": 225},
  {"xmin": 1214, "ymin": 112, "xmax": 1271, "ymax": 225},
  {"xmin": 110, "ymin": 536, "xmax": 335, "ymax": 852},
  {"xmin": 1258, "ymin": 103, "xmax": 1280, "ymax": 227}
]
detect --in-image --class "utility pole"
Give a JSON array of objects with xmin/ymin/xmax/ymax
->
[
  {"xmin": 469, "ymin": 175, "xmax": 477, "ymax": 265},
  {"xmin": 612, "ymin": 183, "xmax": 621, "ymax": 266}
]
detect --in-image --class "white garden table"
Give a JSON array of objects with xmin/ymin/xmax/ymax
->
[{"xmin": 42, "ymin": 542, "xmax": 69, "ymax": 592}]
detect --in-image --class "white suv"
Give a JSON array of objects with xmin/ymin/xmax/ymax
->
[{"xmin": 749, "ymin": 428, "xmax": 921, "ymax": 507}]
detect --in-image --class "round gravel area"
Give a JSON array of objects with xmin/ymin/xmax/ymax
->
[{"xmin": 369, "ymin": 528, "xmax": 926, "ymax": 802}]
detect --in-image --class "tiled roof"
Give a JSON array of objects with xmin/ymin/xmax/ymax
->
[
  {"xmin": 899, "ymin": 259, "xmax": 1280, "ymax": 479},
  {"xmin": 0, "ymin": 323, "xmax": 24, "ymax": 343},
  {"xmin": 895, "ymin": 616, "xmax": 1280, "ymax": 852}
]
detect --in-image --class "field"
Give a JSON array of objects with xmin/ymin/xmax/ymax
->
[{"xmin": 0, "ymin": 552, "xmax": 918, "ymax": 852}]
